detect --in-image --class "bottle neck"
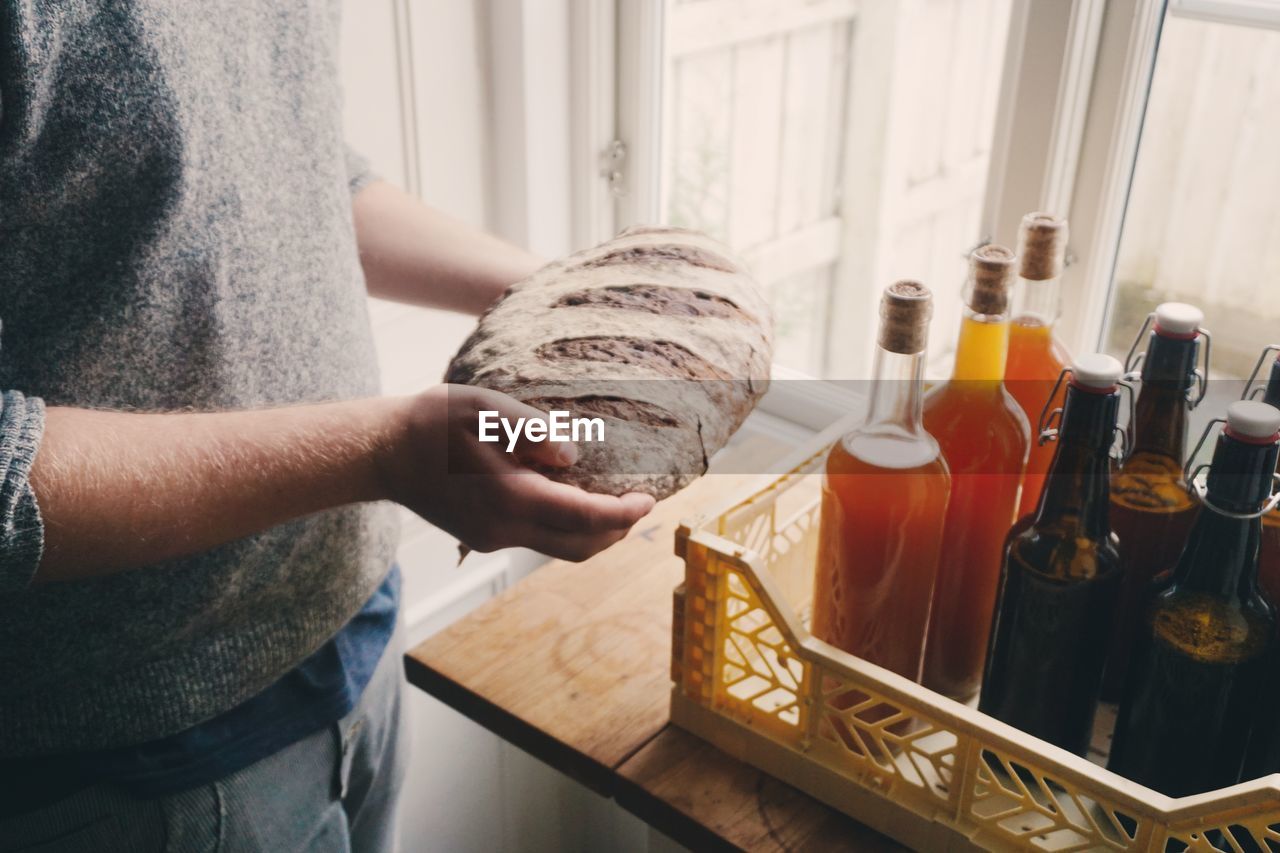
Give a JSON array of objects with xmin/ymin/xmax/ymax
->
[
  {"xmin": 1034, "ymin": 384, "xmax": 1119, "ymax": 540},
  {"xmin": 951, "ymin": 307, "xmax": 1010, "ymax": 383},
  {"xmin": 1176, "ymin": 432, "xmax": 1279, "ymax": 598},
  {"xmin": 864, "ymin": 345, "xmax": 926, "ymax": 432},
  {"xmin": 1132, "ymin": 331, "xmax": 1198, "ymax": 460},
  {"xmin": 1263, "ymin": 358, "xmax": 1280, "ymax": 410},
  {"xmin": 1010, "ymin": 273, "xmax": 1061, "ymax": 327}
]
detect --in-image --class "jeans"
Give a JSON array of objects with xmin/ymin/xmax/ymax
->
[{"xmin": 0, "ymin": 625, "xmax": 409, "ymax": 853}]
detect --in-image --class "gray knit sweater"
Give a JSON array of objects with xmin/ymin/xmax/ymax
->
[{"xmin": 0, "ymin": 1, "xmax": 399, "ymax": 753}]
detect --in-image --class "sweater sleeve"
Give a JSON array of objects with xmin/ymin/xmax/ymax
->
[
  {"xmin": 345, "ymin": 145, "xmax": 377, "ymax": 195},
  {"xmin": 0, "ymin": 390, "xmax": 44, "ymax": 591}
]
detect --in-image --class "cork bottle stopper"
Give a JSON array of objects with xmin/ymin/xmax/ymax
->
[
  {"xmin": 878, "ymin": 280, "xmax": 933, "ymax": 354},
  {"xmin": 968, "ymin": 244, "xmax": 1015, "ymax": 315},
  {"xmin": 1019, "ymin": 213, "xmax": 1068, "ymax": 281}
]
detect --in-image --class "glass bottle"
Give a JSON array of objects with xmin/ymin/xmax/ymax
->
[
  {"xmin": 979, "ymin": 354, "xmax": 1124, "ymax": 756},
  {"xmin": 1005, "ymin": 213, "xmax": 1072, "ymax": 523},
  {"xmin": 1108, "ymin": 401, "xmax": 1280, "ymax": 796},
  {"xmin": 921, "ymin": 245, "xmax": 1030, "ymax": 702},
  {"xmin": 1099, "ymin": 303, "xmax": 1205, "ymax": 701},
  {"xmin": 1245, "ymin": 346, "xmax": 1280, "ymax": 610},
  {"xmin": 1242, "ymin": 349, "xmax": 1280, "ymax": 782},
  {"xmin": 812, "ymin": 281, "xmax": 951, "ymax": 682}
]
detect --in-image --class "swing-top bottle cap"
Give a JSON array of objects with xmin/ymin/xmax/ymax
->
[
  {"xmin": 1154, "ymin": 302, "xmax": 1203, "ymax": 338},
  {"xmin": 1071, "ymin": 353, "xmax": 1123, "ymax": 391},
  {"xmin": 1226, "ymin": 400, "xmax": 1280, "ymax": 442}
]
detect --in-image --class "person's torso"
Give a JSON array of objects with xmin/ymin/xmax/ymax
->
[{"xmin": 0, "ymin": 0, "xmax": 399, "ymax": 752}]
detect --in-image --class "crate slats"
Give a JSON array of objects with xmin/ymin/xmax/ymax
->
[{"xmin": 671, "ymin": 439, "xmax": 1280, "ymax": 851}]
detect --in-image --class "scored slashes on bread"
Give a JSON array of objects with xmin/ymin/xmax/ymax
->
[{"xmin": 446, "ymin": 225, "xmax": 773, "ymax": 500}]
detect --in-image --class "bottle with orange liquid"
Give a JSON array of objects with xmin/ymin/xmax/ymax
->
[
  {"xmin": 812, "ymin": 281, "xmax": 951, "ymax": 682},
  {"xmin": 1243, "ymin": 344, "xmax": 1280, "ymax": 610},
  {"xmin": 980, "ymin": 354, "xmax": 1126, "ymax": 756},
  {"xmin": 1005, "ymin": 213, "xmax": 1072, "ymax": 522},
  {"xmin": 1099, "ymin": 303, "xmax": 1206, "ymax": 701},
  {"xmin": 920, "ymin": 245, "xmax": 1030, "ymax": 702}
]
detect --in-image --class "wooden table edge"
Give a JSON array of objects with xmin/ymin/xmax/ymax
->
[{"xmin": 611, "ymin": 728, "xmax": 747, "ymax": 853}]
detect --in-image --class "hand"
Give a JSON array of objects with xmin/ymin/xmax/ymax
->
[{"xmin": 382, "ymin": 385, "xmax": 656, "ymax": 561}]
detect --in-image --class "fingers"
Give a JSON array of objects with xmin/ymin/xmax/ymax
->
[
  {"xmin": 457, "ymin": 510, "xmax": 638, "ymax": 562},
  {"xmin": 454, "ymin": 479, "xmax": 656, "ymax": 560},
  {"xmin": 460, "ymin": 386, "xmax": 579, "ymax": 469},
  {"xmin": 510, "ymin": 475, "xmax": 656, "ymax": 532},
  {"xmin": 513, "ymin": 522, "xmax": 634, "ymax": 563},
  {"xmin": 514, "ymin": 434, "xmax": 579, "ymax": 469}
]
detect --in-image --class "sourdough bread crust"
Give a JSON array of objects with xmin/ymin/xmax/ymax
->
[{"xmin": 446, "ymin": 226, "xmax": 773, "ymax": 499}]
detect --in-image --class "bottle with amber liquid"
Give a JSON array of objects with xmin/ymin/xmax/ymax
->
[
  {"xmin": 920, "ymin": 245, "xmax": 1030, "ymax": 702},
  {"xmin": 1109, "ymin": 401, "xmax": 1279, "ymax": 796},
  {"xmin": 812, "ymin": 281, "xmax": 951, "ymax": 681},
  {"xmin": 1099, "ymin": 303, "xmax": 1206, "ymax": 701},
  {"xmin": 979, "ymin": 354, "xmax": 1125, "ymax": 756},
  {"xmin": 1005, "ymin": 213, "xmax": 1072, "ymax": 522}
]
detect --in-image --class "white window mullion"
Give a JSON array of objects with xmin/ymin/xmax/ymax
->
[
  {"xmin": 485, "ymin": 0, "xmax": 575, "ymax": 258},
  {"xmin": 1061, "ymin": 0, "xmax": 1165, "ymax": 354},
  {"xmin": 981, "ymin": 0, "xmax": 1106, "ymax": 258},
  {"xmin": 614, "ymin": 0, "xmax": 666, "ymax": 228},
  {"xmin": 568, "ymin": 0, "xmax": 619, "ymax": 249}
]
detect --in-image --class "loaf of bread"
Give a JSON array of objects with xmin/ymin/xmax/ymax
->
[{"xmin": 446, "ymin": 225, "xmax": 773, "ymax": 500}]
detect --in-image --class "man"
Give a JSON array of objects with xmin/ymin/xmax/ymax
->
[{"xmin": 0, "ymin": 3, "xmax": 653, "ymax": 850}]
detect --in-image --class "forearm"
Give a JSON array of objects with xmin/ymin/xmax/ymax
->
[
  {"xmin": 30, "ymin": 398, "xmax": 408, "ymax": 582},
  {"xmin": 352, "ymin": 180, "xmax": 545, "ymax": 315}
]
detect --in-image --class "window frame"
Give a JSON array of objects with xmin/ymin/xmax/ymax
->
[
  {"xmin": 1057, "ymin": 0, "xmax": 1166, "ymax": 355},
  {"xmin": 567, "ymin": 0, "xmax": 1227, "ymax": 428}
]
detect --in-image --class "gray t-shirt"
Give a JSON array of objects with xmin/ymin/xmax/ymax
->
[{"xmin": 0, "ymin": 0, "xmax": 399, "ymax": 753}]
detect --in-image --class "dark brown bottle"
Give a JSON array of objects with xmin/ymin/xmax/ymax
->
[
  {"xmin": 1248, "ymin": 347, "xmax": 1280, "ymax": 610},
  {"xmin": 1241, "ymin": 351, "xmax": 1280, "ymax": 781},
  {"xmin": 1100, "ymin": 303, "xmax": 1205, "ymax": 700},
  {"xmin": 979, "ymin": 354, "xmax": 1124, "ymax": 756},
  {"xmin": 1108, "ymin": 401, "xmax": 1280, "ymax": 796}
]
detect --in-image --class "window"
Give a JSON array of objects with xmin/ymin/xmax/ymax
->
[
  {"xmin": 561, "ymin": 0, "xmax": 1280, "ymax": 405},
  {"xmin": 618, "ymin": 0, "xmax": 1014, "ymax": 378},
  {"xmin": 1101, "ymin": 10, "xmax": 1280, "ymax": 379}
]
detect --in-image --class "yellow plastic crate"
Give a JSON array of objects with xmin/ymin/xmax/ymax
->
[{"xmin": 671, "ymin": 420, "xmax": 1280, "ymax": 852}]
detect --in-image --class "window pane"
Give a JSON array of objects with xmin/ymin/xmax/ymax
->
[
  {"xmin": 1103, "ymin": 15, "xmax": 1280, "ymax": 379},
  {"xmin": 659, "ymin": 0, "xmax": 1012, "ymax": 377},
  {"xmin": 769, "ymin": 265, "xmax": 835, "ymax": 375}
]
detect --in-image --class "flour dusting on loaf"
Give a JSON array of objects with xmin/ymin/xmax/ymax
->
[{"xmin": 446, "ymin": 225, "xmax": 773, "ymax": 499}]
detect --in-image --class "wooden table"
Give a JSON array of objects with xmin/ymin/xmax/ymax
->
[{"xmin": 404, "ymin": 436, "xmax": 904, "ymax": 851}]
